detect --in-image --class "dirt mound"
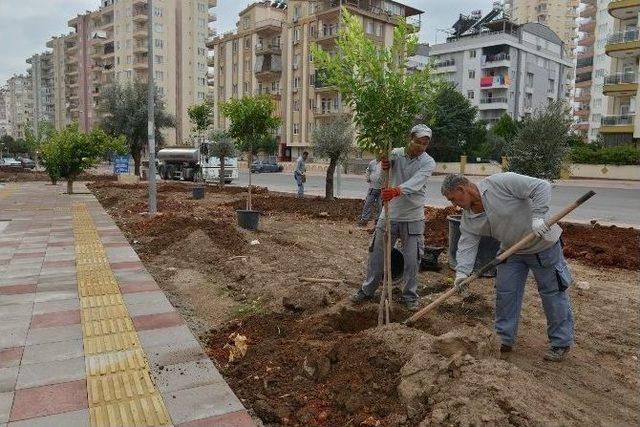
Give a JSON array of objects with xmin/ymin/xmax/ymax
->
[
  {"xmin": 562, "ymin": 222, "xmax": 639, "ymax": 270},
  {"xmin": 0, "ymin": 168, "xmax": 116, "ymax": 183}
]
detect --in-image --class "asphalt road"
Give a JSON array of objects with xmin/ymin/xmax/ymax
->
[{"xmin": 235, "ymin": 171, "xmax": 640, "ymax": 227}]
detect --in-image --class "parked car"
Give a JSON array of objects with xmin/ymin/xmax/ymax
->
[
  {"xmin": 251, "ymin": 159, "xmax": 284, "ymax": 173},
  {"xmin": 19, "ymin": 157, "xmax": 36, "ymax": 169},
  {"xmin": 0, "ymin": 157, "xmax": 21, "ymax": 168}
]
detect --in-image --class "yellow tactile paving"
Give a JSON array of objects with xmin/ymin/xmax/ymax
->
[{"xmin": 72, "ymin": 203, "xmax": 172, "ymax": 427}]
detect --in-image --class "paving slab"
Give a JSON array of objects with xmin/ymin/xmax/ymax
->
[{"xmin": 0, "ymin": 182, "xmax": 252, "ymax": 426}]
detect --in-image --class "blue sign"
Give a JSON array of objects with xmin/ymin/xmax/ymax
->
[{"xmin": 113, "ymin": 155, "xmax": 130, "ymax": 174}]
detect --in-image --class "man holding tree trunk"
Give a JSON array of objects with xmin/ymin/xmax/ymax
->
[{"xmin": 351, "ymin": 124, "xmax": 436, "ymax": 311}]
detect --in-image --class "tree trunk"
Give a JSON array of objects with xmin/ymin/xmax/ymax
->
[
  {"xmin": 247, "ymin": 151, "xmax": 253, "ymax": 210},
  {"xmin": 133, "ymin": 150, "xmax": 141, "ymax": 176},
  {"xmin": 67, "ymin": 179, "xmax": 73, "ymax": 195},
  {"xmin": 325, "ymin": 158, "xmax": 337, "ymax": 200},
  {"xmin": 219, "ymin": 156, "xmax": 225, "ymax": 189}
]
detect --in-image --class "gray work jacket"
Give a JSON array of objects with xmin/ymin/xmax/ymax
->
[
  {"xmin": 456, "ymin": 172, "xmax": 562, "ymax": 275},
  {"xmin": 378, "ymin": 147, "xmax": 436, "ymax": 222}
]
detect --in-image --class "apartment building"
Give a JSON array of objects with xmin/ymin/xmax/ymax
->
[
  {"xmin": 208, "ymin": 0, "xmax": 423, "ymax": 160},
  {"xmin": 47, "ymin": 35, "xmax": 71, "ymax": 130},
  {"xmin": 504, "ymin": 0, "xmax": 579, "ymax": 96},
  {"xmin": 47, "ymin": 0, "xmax": 217, "ymax": 144},
  {"xmin": 0, "ymin": 87, "xmax": 8, "ymax": 137},
  {"xmin": 5, "ymin": 75, "xmax": 32, "ymax": 140},
  {"xmin": 599, "ymin": 0, "xmax": 640, "ymax": 146},
  {"xmin": 26, "ymin": 52, "xmax": 55, "ymax": 129},
  {"xmin": 574, "ymin": 0, "xmax": 613, "ymax": 141},
  {"xmin": 430, "ymin": 9, "xmax": 572, "ymax": 124}
]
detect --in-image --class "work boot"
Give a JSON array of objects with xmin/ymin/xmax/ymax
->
[
  {"xmin": 544, "ymin": 346, "xmax": 570, "ymax": 362},
  {"xmin": 403, "ymin": 299, "xmax": 420, "ymax": 312},
  {"xmin": 500, "ymin": 344, "xmax": 513, "ymax": 353},
  {"xmin": 351, "ymin": 289, "xmax": 373, "ymax": 304}
]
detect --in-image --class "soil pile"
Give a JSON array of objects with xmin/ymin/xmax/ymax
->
[{"xmin": 0, "ymin": 167, "xmax": 117, "ymax": 183}]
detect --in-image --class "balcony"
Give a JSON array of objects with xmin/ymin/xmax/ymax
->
[
  {"xmin": 606, "ymin": 29, "xmax": 640, "ymax": 58},
  {"xmin": 482, "ymin": 53, "xmax": 510, "ymax": 69},
  {"xmin": 480, "ymin": 75, "xmax": 509, "ymax": 90},
  {"xmin": 478, "ymin": 97, "xmax": 508, "ymax": 110},
  {"xmin": 208, "ymin": 11, "xmax": 217, "ymax": 22},
  {"xmin": 579, "ymin": 19, "xmax": 595, "ymax": 33},
  {"xmin": 254, "ymin": 18, "xmax": 283, "ymax": 35},
  {"xmin": 575, "ymin": 107, "xmax": 590, "ymax": 117},
  {"xmin": 133, "ymin": 42, "xmax": 148, "ymax": 53},
  {"xmin": 133, "ymin": 26, "xmax": 148, "ymax": 39},
  {"xmin": 432, "ymin": 59, "xmax": 456, "ymax": 74},
  {"xmin": 608, "ymin": 0, "xmax": 640, "ymax": 19},
  {"xmin": 575, "ymin": 73, "xmax": 592, "ymax": 88},
  {"xmin": 133, "ymin": 60, "xmax": 149, "ymax": 70},
  {"xmin": 578, "ymin": 35, "xmax": 595, "ymax": 47},
  {"xmin": 256, "ymin": 88, "xmax": 281, "ymax": 99},
  {"xmin": 132, "ymin": 9, "xmax": 148, "ymax": 23},
  {"xmin": 207, "ymin": 55, "xmax": 215, "ymax": 67},
  {"xmin": 603, "ymin": 72, "xmax": 638, "ymax": 95},
  {"xmin": 574, "ymin": 92, "xmax": 591, "ymax": 103},
  {"xmin": 315, "ymin": 26, "xmax": 339, "ymax": 45},
  {"xmin": 315, "ymin": 106, "xmax": 342, "ymax": 117},
  {"xmin": 255, "ymin": 43, "xmax": 281, "ymax": 55},
  {"xmin": 580, "ymin": 5, "xmax": 596, "ymax": 18},
  {"xmin": 600, "ymin": 114, "xmax": 635, "ymax": 133}
]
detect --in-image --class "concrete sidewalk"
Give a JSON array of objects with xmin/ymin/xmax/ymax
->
[{"xmin": 0, "ymin": 182, "xmax": 253, "ymax": 426}]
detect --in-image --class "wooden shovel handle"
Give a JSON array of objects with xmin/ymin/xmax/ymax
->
[{"xmin": 404, "ymin": 190, "xmax": 596, "ymax": 325}]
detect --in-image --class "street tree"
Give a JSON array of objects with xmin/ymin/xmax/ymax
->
[
  {"xmin": 98, "ymin": 80, "xmax": 175, "ymax": 175},
  {"xmin": 24, "ymin": 121, "xmax": 55, "ymax": 163},
  {"xmin": 207, "ymin": 130, "xmax": 237, "ymax": 188},
  {"xmin": 0, "ymin": 135, "xmax": 29, "ymax": 157},
  {"xmin": 41, "ymin": 124, "xmax": 127, "ymax": 193},
  {"xmin": 311, "ymin": 115, "xmax": 354, "ymax": 200},
  {"xmin": 505, "ymin": 101, "xmax": 571, "ymax": 180},
  {"xmin": 187, "ymin": 102, "xmax": 213, "ymax": 145},
  {"xmin": 219, "ymin": 95, "xmax": 280, "ymax": 210},
  {"xmin": 492, "ymin": 113, "xmax": 519, "ymax": 145},
  {"xmin": 313, "ymin": 9, "xmax": 434, "ymax": 324}
]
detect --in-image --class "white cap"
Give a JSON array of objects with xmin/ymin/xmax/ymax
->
[{"xmin": 411, "ymin": 124, "xmax": 432, "ymax": 139}]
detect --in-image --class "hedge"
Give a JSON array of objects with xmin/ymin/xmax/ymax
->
[{"xmin": 570, "ymin": 145, "xmax": 640, "ymax": 166}]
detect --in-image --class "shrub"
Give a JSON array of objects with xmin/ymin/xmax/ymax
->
[{"xmin": 570, "ymin": 144, "xmax": 640, "ymax": 165}]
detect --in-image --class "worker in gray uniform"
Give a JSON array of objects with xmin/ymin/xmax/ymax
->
[
  {"xmin": 441, "ymin": 172, "xmax": 574, "ymax": 362},
  {"xmin": 357, "ymin": 157, "xmax": 382, "ymax": 226},
  {"xmin": 294, "ymin": 151, "xmax": 308, "ymax": 198},
  {"xmin": 352, "ymin": 124, "xmax": 436, "ymax": 311}
]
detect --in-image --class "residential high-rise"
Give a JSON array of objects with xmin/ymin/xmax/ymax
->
[
  {"xmin": 5, "ymin": 75, "xmax": 32, "ymax": 140},
  {"xmin": 47, "ymin": 35, "xmax": 71, "ymax": 130},
  {"xmin": 504, "ymin": 0, "xmax": 579, "ymax": 96},
  {"xmin": 430, "ymin": 8, "xmax": 572, "ymax": 124},
  {"xmin": 573, "ymin": 0, "xmax": 613, "ymax": 141},
  {"xmin": 0, "ymin": 87, "xmax": 9, "ymax": 137},
  {"xmin": 208, "ymin": 0, "xmax": 423, "ymax": 160},
  {"xmin": 599, "ymin": 0, "xmax": 639, "ymax": 145},
  {"xmin": 47, "ymin": 0, "xmax": 217, "ymax": 144},
  {"xmin": 26, "ymin": 52, "xmax": 55, "ymax": 129}
]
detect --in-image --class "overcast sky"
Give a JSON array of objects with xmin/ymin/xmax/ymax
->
[{"xmin": 0, "ymin": 0, "xmax": 495, "ymax": 83}]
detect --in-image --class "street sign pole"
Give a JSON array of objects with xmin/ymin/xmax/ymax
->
[{"xmin": 147, "ymin": 0, "xmax": 157, "ymax": 215}]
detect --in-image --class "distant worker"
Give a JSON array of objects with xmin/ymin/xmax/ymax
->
[
  {"xmin": 294, "ymin": 151, "xmax": 309, "ymax": 198},
  {"xmin": 357, "ymin": 157, "xmax": 382, "ymax": 226},
  {"xmin": 352, "ymin": 124, "xmax": 436, "ymax": 311},
  {"xmin": 441, "ymin": 172, "xmax": 574, "ymax": 362}
]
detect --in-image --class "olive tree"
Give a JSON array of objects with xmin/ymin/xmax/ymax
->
[
  {"xmin": 505, "ymin": 101, "xmax": 571, "ymax": 180},
  {"xmin": 311, "ymin": 115, "xmax": 354, "ymax": 200},
  {"xmin": 207, "ymin": 130, "xmax": 237, "ymax": 188},
  {"xmin": 219, "ymin": 95, "xmax": 280, "ymax": 210},
  {"xmin": 313, "ymin": 9, "xmax": 434, "ymax": 324}
]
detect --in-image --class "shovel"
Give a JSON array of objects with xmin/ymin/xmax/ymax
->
[{"xmin": 404, "ymin": 190, "xmax": 596, "ymax": 326}]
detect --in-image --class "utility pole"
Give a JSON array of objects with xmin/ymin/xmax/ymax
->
[{"xmin": 147, "ymin": 0, "xmax": 157, "ymax": 215}]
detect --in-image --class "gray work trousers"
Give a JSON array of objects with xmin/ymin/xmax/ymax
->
[
  {"xmin": 361, "ymin": 220, "xmax": 424, "ymax": 302},
  {"xmin": 495, "ymin": 240, "xmax": 574, "ymax": 348},
  {"xmin": 294, "ymin": 172, "xmax": 304, "ymax": 197},
  {"xmin": 359, "ymin": 188, "xmax": 382, "ymax": 221}
]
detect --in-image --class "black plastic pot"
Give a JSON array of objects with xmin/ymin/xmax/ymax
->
[
  {"xmin": 391, "ymin": 247, "xmax": 404, "ymax": 281},
  {"xmin": 192, "ymin": 186, "xmax": 205, "ymax": 199},
  {"xmin": 447, "ymin": 215, "xmax": 500, "ymax": 277},
  {"xmin": 237, "ymin": 209, "xmax": 260, "ymax": 230}
]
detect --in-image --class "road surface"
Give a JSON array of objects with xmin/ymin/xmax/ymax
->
[{"xmin": 234, "ymin": 171, "xmax": 640, "ymax": 227}]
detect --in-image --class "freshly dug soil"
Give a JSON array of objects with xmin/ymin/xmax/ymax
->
[
  {"xmin": 88, "ymin": 181, "xmax": 639, "ymax": 427},
  {"xmin": 0, "ymin": 167, "xmax": 117, "ymax": 182}
]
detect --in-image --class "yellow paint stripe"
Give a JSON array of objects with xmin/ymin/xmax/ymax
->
[{"xmin": 72, "ymin": 204, "xmax": 172, "ymax": 426}]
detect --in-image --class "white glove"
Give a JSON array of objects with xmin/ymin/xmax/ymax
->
[
  {"xmin": 531, "ymin": 218, "xmax": 549, "ymax": 238},
  {"xmin": 454, "ymin": 273, "xmax": 470, "ymax": 298}
]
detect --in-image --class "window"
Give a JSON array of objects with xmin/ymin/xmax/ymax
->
[
  {"xmin": 154, "ymin": 55, "xmax": 163, "ymax": 64},
  {"xmin": 126, "ymin": 55, "xmax": 131, "ymax": 64},
  {"xmin": 309, "ymin": 99, "xmax": 315, "ymax": 110},
  {"xmin": 155, "ymin": 39, "xmax": 163, "ymax": 49},
  {"xmin": 244, "ymin": 37, "xmax": 250, "ymax": 49},
  {"xmin": 293, "ymin": 123, "xmax": 300, "ymax": 135},
  {"xmin": 293, "ymin": 100, "xmax": 300, "ymax": 111},
  {"xmin": 526, "ymin": 72, "xmax": 534, "ymax": 87},
  {"xmin": 232, "ymin": 84, "xmax": 238, "ymax": 96},
  {"xmin": 243, "ymin": 82, "xmax": 248, "ymax": 92},
  {"xmin": 309, "ymin": 74, "xmax": 315, "ymax": 86},
  {"xmin": 467, "ymin": 90, "xmax": 474, "ymax": 99},
  {"xmin": 154, "ymin": 6, "xmax": 163, "ymax": 17},
  {"xmin": 366, "ymin": 20, "xmax": 374, "ymax": 34},
  {"xmin": 198, "ymin": 77, "xmax": 206, "ymax": 86},
  {"xmin": 198, "ymin": 92, "xmax": 205, "ymax": 100},
  {"xmin": 198, "ymin": 3, "xmax": 207, "ymax": 12},
  {"xmin": 244, "ymin": 59, "xmax": 250, "ymax": 71},
  {"xmin": 154, "ymin": 23, "xmax": 163, "ymax": 33},
  {"xmin": 548, "ymin": 79, "xmax": 555, "ymax": 92},
  {"xmin": 294, "ymin": 27, "xmax": 300, "ymax": 43},
  {"xmin": 155, "ymin": 71, "xmax": 164, "ymax": 81},
  {"xmin": 232, "ymin": 40, "xmax": 238, "ymax": 52},
  {"xmin": 293, "ymin": 77, "xmax": 300, "ymax": 89},
  {"xmin": 595, "ymin": 69, "xmax": 605, "ymax": 78},
  {"xmin": 376, "ymin": 23, "xmax": 383, "ymax": 37},
  {"xmin": 469, "ymin": 50, "xmax": 476, "ymax": 58},
  {"xmin": 468, "ymin": 70, "xmax": 475, "ymax": 79},
  {"xmin": 198, "ymin": 62, "xmax": 206, "ymax": 71}
]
